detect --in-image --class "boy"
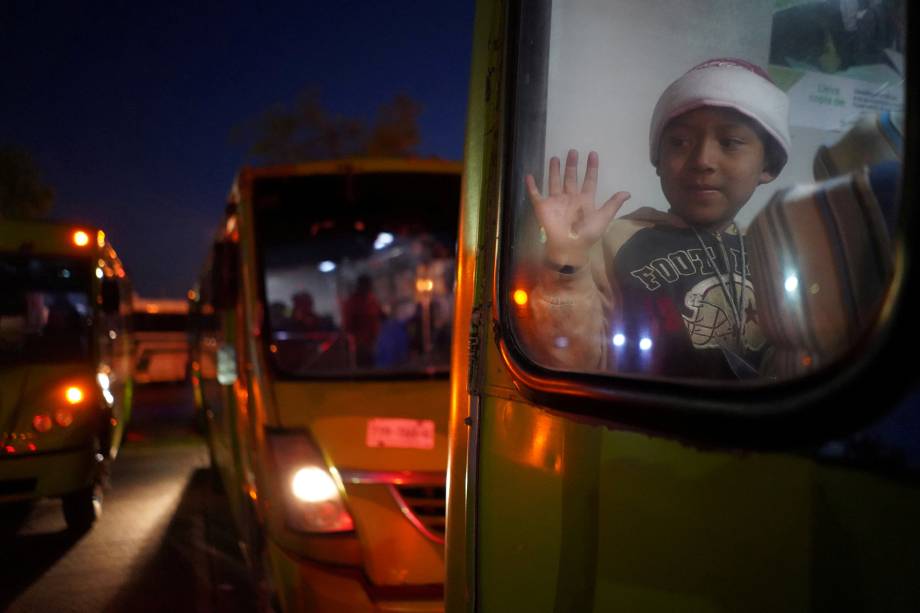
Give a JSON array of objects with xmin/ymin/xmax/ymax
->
[{"xmin": 523, "ymin": 58, "xmax": 790, "ymax": 379}]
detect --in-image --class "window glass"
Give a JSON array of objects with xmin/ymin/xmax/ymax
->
[
  {"xmin": 508, "ymin": 0, "xmax": 905, "ymax": 383},
  {"xmin": 255, "ymin": 171, "xmax": 459, "ymax": 377},
  {"xmin": 0, "ymin": 255, "xmax": 92, "ymax": 362}
]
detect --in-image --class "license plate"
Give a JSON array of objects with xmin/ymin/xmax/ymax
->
[{"xmin": 366, "ymin": 418, "xmax": 435, "ymax": 450}]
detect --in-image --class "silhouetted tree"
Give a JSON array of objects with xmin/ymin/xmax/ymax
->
[
  {"xmin": 0, "ymin": 146, "xmax": 54, "ymax": 219},
  {"xmin": 232, "ymin": 89, "xmax": 422, "ymax": 164},
  {"xmin": 366, "ymin": 94, "xmax": 421, "ymax": 157}
]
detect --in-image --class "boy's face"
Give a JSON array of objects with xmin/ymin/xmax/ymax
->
[{"xmin": 657, "ymin": 106, "xmax": 777, "ymax": 231}]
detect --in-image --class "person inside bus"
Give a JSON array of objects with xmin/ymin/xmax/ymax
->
[
  {"xmin": 343, "ymin": 274, "xmax": 384, "ymax": 367},
  {"xmin": 522, "ymin": 58, "xmax": 789, "ymax": 379},
  {"xmin": 289, "ymin": 291, "xmax": 334, "ymax": 332},
  {"xmin": 375, "ymin": 298, "xmax": 416, "ymax": 368}
]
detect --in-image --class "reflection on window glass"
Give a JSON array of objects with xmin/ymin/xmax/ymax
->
[
  {"xmin": 509, "ymin": 0, "xmax": 904, "ymax": 383},
  {"xmin": 256, "ymin": 171, "xmax": 459, "ymax": 377},
  {"xmin": 0, "ymin": 255, "xmax": 92, "ymax": 362}
]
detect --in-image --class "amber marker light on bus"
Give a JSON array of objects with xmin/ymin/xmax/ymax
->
[
  {"xmin": 65, "ymin": 386, "xmax": 85, "ymax": 404},
  {"xmin": 513, "ymin": 289, "xmax": 529, "ymax": 306},
  {"xmin": 72, "ymin": 230, "xmax": 91, "ymax": 247},
  {"xmin": 97, "ymin": 230, "xmax": 106, "ymax": 248}
]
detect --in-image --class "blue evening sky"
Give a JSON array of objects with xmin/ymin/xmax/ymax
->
[{"xmin": 2, "ymin": 1, "xmax": 475, "ymax": 297}]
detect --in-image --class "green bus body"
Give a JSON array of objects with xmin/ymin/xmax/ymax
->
[
  {"xmin": 0, "ymin": 220, "xmax": 133, "ymax": 532},
  {"xmin": 446, "ymin": 1, "xmax": 919, "ymax": 611}
]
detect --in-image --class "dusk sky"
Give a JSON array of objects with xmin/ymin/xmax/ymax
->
[{"xmin": 2, "ymin": 2, "xmax": 475, "ymax": 298}]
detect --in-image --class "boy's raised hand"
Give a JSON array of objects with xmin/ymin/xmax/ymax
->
[{"xmin": 526, "ymin": 149, "xmax": 630, "ymax": 269}]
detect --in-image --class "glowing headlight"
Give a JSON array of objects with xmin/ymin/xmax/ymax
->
[
  {"xmin": 266, "ymin": 431, "xmax": 354, "ymax": 533},
  {"xmin": 291, "ymin": 467, "xmax": 339, "ymax": 503}
]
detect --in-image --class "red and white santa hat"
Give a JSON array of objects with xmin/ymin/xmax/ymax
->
[{"xmin": 648, "ymin": 58, "xmax": 791, "ymax": 171}]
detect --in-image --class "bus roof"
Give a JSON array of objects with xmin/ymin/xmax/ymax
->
[
  {"xmin": 0, "ymin": 218, "xmax": 121, "ymax": 261},
  {"xmin": 229, "ymin": 157, "xmax": 463, "ymax": 204}
]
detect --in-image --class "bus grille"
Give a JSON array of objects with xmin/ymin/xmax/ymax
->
[{"xmin": 390, "ymin": 484, "xmax": 446, "ymax": 544}]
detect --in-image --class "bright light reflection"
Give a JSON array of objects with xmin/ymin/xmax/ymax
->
[
  {"xmin": 95, "ymin": 267, "xmax": 104, "ymax": 279},
  {"xmin": 318, "ymin": 261, "xmax": 336, "ymax": 273},
  {"xmin": 639, "ymin": 337, "xmax": 653, "ymax": 351},
  {"xmin": 72, "ymin": 231, "xmax": 90, "ymax": 247},
  {"xmin": 785, "ymin": 275, "xmax": 799, "ymax": 293},
  {"xmin": 291, "ymin": 467, "xmax": 338, "ymax": 503},
  {"xmin": 97, "ymin": 372, "xmax": 111, "ymax": 390},
  {"xmin": 374, "ymin": 232, "xmax": 395, "ymax": 250},
  {"xmin": 65, "ymin": 386, "xmax": 84, "ymax": 404},
  {"xmin": 612, "ymin": 333, "xmax": 626, "ymax": 347}
]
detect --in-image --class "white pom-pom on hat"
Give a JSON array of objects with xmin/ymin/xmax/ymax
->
[{"xmin": 649, "ymin": 58, "xmax": 791, "ymax": 171}]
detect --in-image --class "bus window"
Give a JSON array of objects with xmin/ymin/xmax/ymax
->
[
  {"xmin": 131, "ymin": 298, "xmax": 190, "ymax": 384},
  {"xmin": 0, "ymin": 255, "xmax": 93, "ymax": 362},
  {"xmin": 505, "ymin": 0, "xmax": 905, "ymax": 385},
  {"xmin": 255, "ymin": 172, "xmax": 458, "ymax": 377}
]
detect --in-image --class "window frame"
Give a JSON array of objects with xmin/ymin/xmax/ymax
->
[{"xmin": 493, "ymin": 0, "xmax": 919, "ymax": 449}]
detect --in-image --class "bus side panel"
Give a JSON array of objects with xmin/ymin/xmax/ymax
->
[{"xmin": 475, "ymin": 395, "xmax": 920, "ymax": 612}]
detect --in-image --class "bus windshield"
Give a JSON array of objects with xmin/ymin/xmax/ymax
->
[
  {"xmin": 254, "ymin": 170, "xmax": 460, "ymax": 378},
  {"xmin": 0, "ymin": 254, "xmax": 93, "ymax": 363}
]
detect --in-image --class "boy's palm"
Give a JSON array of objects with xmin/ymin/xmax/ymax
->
[{"xmin": 526, "ymin": 149, "xmax": 630, "ymax": 267}]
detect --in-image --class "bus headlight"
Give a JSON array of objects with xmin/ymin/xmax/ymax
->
[
  {"xmin": 291, "ymin": 467, "xmax": 339, "ymax": 503},
  {"xmin": 266, "ymin": 431, "xmax": 354, "ymax": 534}
]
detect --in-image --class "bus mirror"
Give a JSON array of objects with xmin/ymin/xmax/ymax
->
[
  {"xmin": 212, "ymin": 241, "xmax": 239, "ymax": 310},
  {"xmin": 101, "ymin": 279, "xmax": 120, "ymax": 313},
  {"xmin": 217, "ymin": 343, "xmax": 238, "ymax": 385}
]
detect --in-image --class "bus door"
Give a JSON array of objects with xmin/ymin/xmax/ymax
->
[{"xmin": 447, "ymin": 1, "xmax": 917, "ymax": 611}]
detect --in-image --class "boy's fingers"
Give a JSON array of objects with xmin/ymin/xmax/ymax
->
[
  {"xmin": 582, "ymin": 151, "xmax": 598, "ymax": 195},
  {"xmin": 596, "ymin": 191, "xmax": 631, "ymax": 226},
  {"xmin": 563, "ymin": 149, "xmax": 578, "ymax": 194},
  {"xmin": 548, "ymin": 157, "xmax": 561, "ymax": 196},
  {"xmin": 525, "ymin": 174, "xmax": 542, "ymax": 204}
]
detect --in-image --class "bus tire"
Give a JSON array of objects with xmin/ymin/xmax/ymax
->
[{"xmin": 62, "ymin": 483, "xmax": 102, "ymax": 533}]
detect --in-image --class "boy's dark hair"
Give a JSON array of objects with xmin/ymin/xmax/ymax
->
[{"xmin": 747, "ymin": 117, "xmax": 786, "ymax": 177}]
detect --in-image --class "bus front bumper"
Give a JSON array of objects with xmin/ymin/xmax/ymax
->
[
  {"xmin": 268, "ymin": 539, "xmax": 444, "ymax": 613},
  {"xmin": 0, "ymin": 446, "xmax": 95, "ymax": 502}
]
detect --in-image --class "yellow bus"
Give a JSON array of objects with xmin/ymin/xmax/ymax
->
[
  {"xmin": 0, "ymin": 220, "xmax": 133, "ymax": 532},
  {"xmin": 446, "ymin": 1, "xmax": 917, "ymax": 611},
  {"xmin": 191, "ymin": 158, "xmax": 461, "ymax": 611},
  {"xmin": 131, "ymin": 296, "xmax": 190, "ymax": 384}
]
